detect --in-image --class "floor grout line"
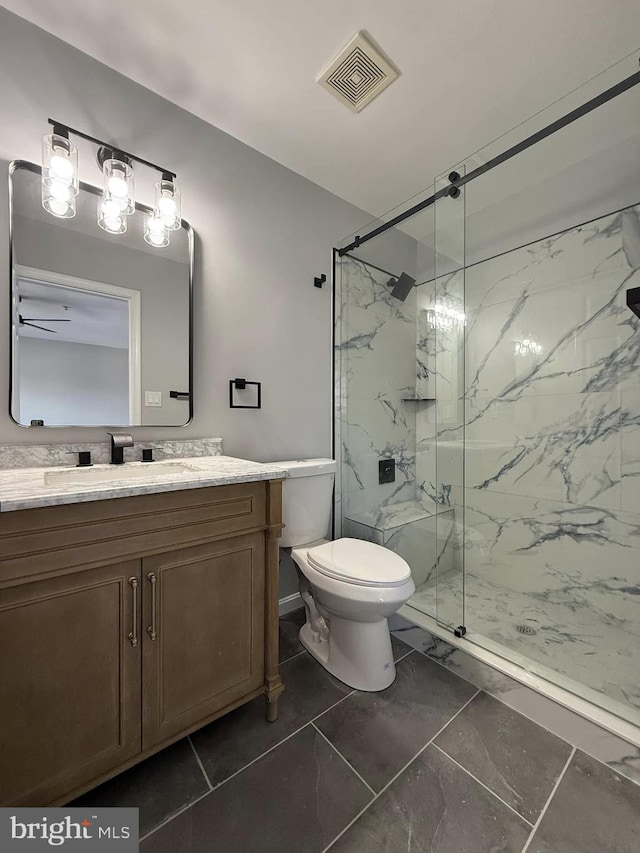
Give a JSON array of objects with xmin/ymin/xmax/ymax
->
[
  {"xmin": 139, "ymin": 788, "xmax": 212, "ymax": 842},
  {"xmin": 311, "ymin": 721, "xmax": 377, "ymax": 797},
  {"xmin": 407, "ymin": 631, "xmax": 640, "ymax": 791},
  {"xmin": 203, "ymin": 688, "xmax": 357, "ymax": 791},
  {"xmin": 520, "ymin": 746, "xmax": 576, "ymax": 853},
  {"xmin": 394, "ymin": 631, "xmax": 586, "ymax": 746},
  {"xmin": 391, "ymin": 631, "xmax": 484, "ymax": 693},
  {"xmin": 392, "ymin": 626, "xmax": 640, "ymax": 782},
  {"xmin": 321, "ymin": 688, "xmax": 482, "ymax": 853},
  {"xmin": 139, "ymin": 687, "xmax": 356, "ymax": 843},
  {"xmin": 187, "ymin": 735, "xmax": 213, "ymax": 792},
  {"xmin": 393, "ymin": 647, "xmax": 414, "ymax": 664},
  {"xmin": 279, "ymin": 648, "xmax": 307, "ymax": 665},
  {"xmin": 581, "ymin": 748, "xmax": 640, "ymax": 790},
  {"xmin": 431, "ymin": 743, "xmax": 534, "ymax": 828}
]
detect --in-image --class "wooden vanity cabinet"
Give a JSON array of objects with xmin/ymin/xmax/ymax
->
[
  {"xmin": 142, "ymin": 533, "xmax": 266, "ymax": 749},
  {"xmin": 0, "ymin": 480, "xmax": 284, "ymax": 807},
  {"xmin": 0, "ymin": 559, "xmax": 142, "ymax": 807}
]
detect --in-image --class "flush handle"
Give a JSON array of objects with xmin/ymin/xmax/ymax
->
[
  {"xmin": 128, "ymin": 577, "xmax": 139, "ymax": 647},
  {"xmin": 147, "ymin": 572, "xmax": 158, "ymax": 640}
]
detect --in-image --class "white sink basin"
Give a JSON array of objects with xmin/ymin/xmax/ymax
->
[{"xmin": 44, "ymin": 462, "xmax": 198, "ymax": 487}]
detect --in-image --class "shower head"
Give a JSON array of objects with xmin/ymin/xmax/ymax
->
[{"xmin": 388, "ymin": 272, "xmax": 416, "ymax": 302}]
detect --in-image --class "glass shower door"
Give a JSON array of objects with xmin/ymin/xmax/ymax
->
[{"xmin": 433, "ymin": 164, "xmax": 466, "ymax": 633}]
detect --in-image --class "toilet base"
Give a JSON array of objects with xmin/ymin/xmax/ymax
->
[{"xmin": 299, "ymin": 615, "xmax": 396, "ymax": 691}]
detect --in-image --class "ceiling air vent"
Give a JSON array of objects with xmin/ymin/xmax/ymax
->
[{"xmin": 317, "ymin": 32, "xmax": 400, "ymax": 113}]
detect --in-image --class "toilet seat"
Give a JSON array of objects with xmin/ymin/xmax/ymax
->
[{"xmin": 306, "ymin": 538, "xmax": 411, "ymax": 587}]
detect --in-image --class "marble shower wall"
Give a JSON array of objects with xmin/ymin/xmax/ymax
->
[
  {"xmin": 336, "ymin": 256, "xmax": 456, "ymax": 599},
  {"xmin": 457, "ymin": 204, "xmax": 640, "ymax": 715},
  {"xmin": 337, "ymin": 257, "xmax": 418, "ymax": 521}
]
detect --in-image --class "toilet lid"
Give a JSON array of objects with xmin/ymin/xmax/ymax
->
[{"xmin": 306, "ymin": 538, "xmax": 411, "ymax": 587}]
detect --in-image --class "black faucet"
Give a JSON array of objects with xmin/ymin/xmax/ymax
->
[{"xmin": 108, "ymin": 433, "xmax": 134, "ymax": 465}]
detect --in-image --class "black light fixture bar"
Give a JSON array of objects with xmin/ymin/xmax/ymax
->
[
  {"xmin": 48, "ymin": 118, "xmax": 176, "ymax": 178},
  {"xmin": 338, "ymin": 66, "xmax": 640, "ymax": 256}
]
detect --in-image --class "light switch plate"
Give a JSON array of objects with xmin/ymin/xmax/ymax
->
[{"xmin": 145, "ymin": 391, "xmax": 162, "ymax": 407}]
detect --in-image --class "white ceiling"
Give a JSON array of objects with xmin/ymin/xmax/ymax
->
[
  {"xmin": 18, "ymin": 277, "xmax": 129, "ymax": 348},
  {"xmin": 3, "ymin": 0, "xmax": 640, "ymax": 219}
]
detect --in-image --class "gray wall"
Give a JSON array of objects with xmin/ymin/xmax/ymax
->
[
  {"xmin": 0, "ymin": 8, "xmax": 373, "ymax": 462},
  {"xmin": 0, "ymin": 8, "xmax": 376, "ymax": 602},
  {"xmin": 19, "ymin": 337, "xmax": 129, "ymax": 426}
]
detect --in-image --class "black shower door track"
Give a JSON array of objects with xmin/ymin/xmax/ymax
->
[{"xmin": 337, "ymin": 67, "xmax": 640, "ymax": 257}]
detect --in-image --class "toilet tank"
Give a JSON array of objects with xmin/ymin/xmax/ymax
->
[{"xmin": 268, "ymin": 458, "xmax": 336, "ymax": 547}]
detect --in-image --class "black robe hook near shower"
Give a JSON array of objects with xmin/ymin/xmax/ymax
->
[{"xmin": 626, "ymin": 286, "xmax": 640, "ymax": 319}]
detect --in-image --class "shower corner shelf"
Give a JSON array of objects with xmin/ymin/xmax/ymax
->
[{"xmin": 401, "ymin": 397, "xmax": 436, "ymax": 402}]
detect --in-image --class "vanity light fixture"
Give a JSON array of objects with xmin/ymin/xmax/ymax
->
[
  {"xmin": 42, "ymin": 119, "xmax": 179, "ymax": 248},
  {"xmin": 97, "ymin": 196, "xmax": 127, "ymax": 234},
  {"xmin": 144, "ymin": 211, "xmax": 170, "ymax": 247},
  {"xmin": 97, "ymin": 148, "xmax": 134, "ymax": 234},
  {"xmin": 41, "ymin": 126, "xmax": 78, "ymax": 218},
  {"xmin": 155, "ymin": 174, "xmax": 181, "ymax": 232},
  {"xmin": 100, "ymin": 150, "xmax": 135, "ymax": 215}
]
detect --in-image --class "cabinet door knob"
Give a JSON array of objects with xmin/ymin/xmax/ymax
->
[
  {"xmin": 147, "ymin": 573, "xmax": 158, "ymax": 640},
  {"xmin": 128, "ymin": 577, "xmax": 139, "ymax": 647}
]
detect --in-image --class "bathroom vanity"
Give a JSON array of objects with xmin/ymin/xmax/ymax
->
[{"xmin": 0, "ymin": 456, "xmax": 285, "ymax": 807}]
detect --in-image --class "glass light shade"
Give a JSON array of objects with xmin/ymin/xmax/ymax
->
[
  {"xmin": 144, "ymin": 211, "xmax": 170, "ymax": 247},
  {"xmin": 97, "ymin": 195, "xmax": 127, "ymax": 234},
  {"xmin": 42, "ymin": 178, "xmax": 76, "ymax": 218},
  {"xmin": 103, "ymin": 158, "xmax": 135, "ymax": 215},
  {"xmin": 155, "ymin": 178, "xmax": 181, "ymax": 230},
  {"xmin": 42, "ymin": 133, "xmax": 78, "ymax": 196}
]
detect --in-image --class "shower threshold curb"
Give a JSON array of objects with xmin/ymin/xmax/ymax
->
[{"xmin": 398, "ymin": 604, "xmax": 640, "ymax": 749}]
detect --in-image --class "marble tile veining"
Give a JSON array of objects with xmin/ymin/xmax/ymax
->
[
  {"xmin": 338, "ymin": 203, "xmax": 640, "ymax": 728},
  {"xmin": 443, "ymin": 203, "xmax": 640, "ymax": 723}
]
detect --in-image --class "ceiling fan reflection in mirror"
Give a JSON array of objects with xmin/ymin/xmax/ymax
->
[
  {"xmin": 18, "ymin": 315, "xmax": 71, "ymax": 334},
  {"xmin": 18, "ymin": 293, "xmax": 71, "ymax": 334}
]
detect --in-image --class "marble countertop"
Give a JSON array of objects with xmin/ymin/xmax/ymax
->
[{"xmin": 0, "ymin": 456, "xmax": 286, "ymax": 512}]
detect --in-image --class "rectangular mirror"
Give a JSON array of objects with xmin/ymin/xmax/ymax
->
[{"xmin": 9, "ymin": 161, "xmax": 193, "ymax": 427}]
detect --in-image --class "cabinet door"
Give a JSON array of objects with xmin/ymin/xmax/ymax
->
[
  {"xmin": 0, "ymin": 561, "xmax": 142, "ymax": 806},
  {"xmin": 143, "ymin": 533, "xmax": 265, "ymax": 749}
]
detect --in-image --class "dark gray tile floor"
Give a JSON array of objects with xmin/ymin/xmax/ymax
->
[
  {"xmin": 434, "ymin": 691, "xmax": 573, "ymax": 821},
  {"xmin": 315, "ymin": 651, "xmax": 476, "ymax": 791},
  {"xmin": 73, "ymin": 611, "xmax": 640, "ymax": 852},
  {"xmin": 72, "ymin": 738, "xmax": 209, "ymax": 838},
  {"xmin": 329, "ymin": 745, "xmax": 531, "ymax": 853},
  {"xmin": 528, "ymin": 749, "xmax": 640, "ymax": 853},
  {"xmin": 278, "ymin": 607, "xmax": 306, "ymax": 663}
]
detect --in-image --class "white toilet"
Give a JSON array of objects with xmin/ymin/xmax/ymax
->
[{"xmin": 270, "ymin": 458, "xmax": 415, "ymax": 691}]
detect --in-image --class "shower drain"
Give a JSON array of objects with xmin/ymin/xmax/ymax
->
[{"xmin": 515, "ymin": 624, "xmax": 537, "ymax": 635}]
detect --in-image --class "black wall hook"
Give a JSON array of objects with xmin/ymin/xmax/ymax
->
[
  {"xmin": 627, "ymin": 286, "xmax": 640, "ymax": 319},
  {"xmin": 314, "ymin": 274, "xmax": 327, "ymax": 288}
]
